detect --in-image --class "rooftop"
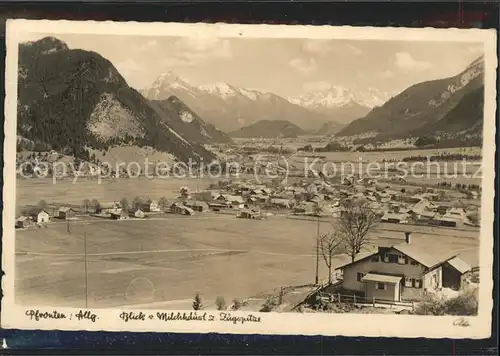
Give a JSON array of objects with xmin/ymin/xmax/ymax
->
[
  {"xmin": 392, "ymin": 242, "xmax": 457, "ymax": 268},
  {"xmin": 362, "ymin": 273, "xmax": 402, "ymax": 284},
  {"xmin": 446, "ymin": 256, "xmax": 472, "ymax": 274}
]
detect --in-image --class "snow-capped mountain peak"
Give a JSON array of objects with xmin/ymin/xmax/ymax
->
[
  {"xmin": 198, "ymin": 82, "xmax": 238, "ymax": 99},
  {"xmin": 151, "ymin": 71, "xmax": 194, "ymax": 91},
  {"xmin": 288, "ymin": 86, "xmax": 392, "ymax": 110}
]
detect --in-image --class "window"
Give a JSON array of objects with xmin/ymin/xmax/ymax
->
[
  {"xmin": 411, "ymin": 261, "xmax": 419, "ymax": 266},
  {"xmin": 376, "ymin": 282, "xmax": 386, "ymax": 290},
  {"xmin": 412, "ymin": 279, "xmax": 422, "ymax": 288},
  {"xmin": 388, "ymin": 254, "xmax": 398, "ymax": 263},
  {"xmin": 404, "ymin": 277, "xmax": 412, "ymax": 287},
  {"xmin": 383, "ymin": 254, "xmax": 389, "ymax": 263},
  {"xmin": 397, "ymin": 254, "xmax": 408, "ymax": 265},
  {"xmin": 357, "ymin": 273, "xmax": 365, "ymax": 282},
  {"xmin": 371, "ymin": 255, "xmax": 380, "ymax": 262}
]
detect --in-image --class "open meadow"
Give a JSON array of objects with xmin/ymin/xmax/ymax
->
[{"xmin": 15, "ymin": 213, "xmax": 480, "ymax": 310}]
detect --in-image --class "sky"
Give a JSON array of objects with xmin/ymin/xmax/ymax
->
[{"xmin": 21, "ymin": 33, "xmax": 483, "ymax": 97}]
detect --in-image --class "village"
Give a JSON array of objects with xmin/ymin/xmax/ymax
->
[
  {"xmin": 14, "ymin": 169, "xmax": 481, "ymax": 315},
  {"xmin": 16, "ymin": 171, "xmax": 481, "ymax": 229}
]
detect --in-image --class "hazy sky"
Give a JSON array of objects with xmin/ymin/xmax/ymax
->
[{"xmin": 22, "ymin": 33, "xmax": 483, "ymax": 97}]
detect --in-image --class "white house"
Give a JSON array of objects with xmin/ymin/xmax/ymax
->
[
  {"xmin": 335, "ymin": 232, "xmax": 457, "ymax": 301},
  {"xmin": 31, "ymin": 210, "xmax": 50, "ymax": 224}
]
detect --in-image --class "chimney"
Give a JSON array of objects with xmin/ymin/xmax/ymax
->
[{"xmin": 405, "ymin": 232, "xmax": 411, "ymax": 244}]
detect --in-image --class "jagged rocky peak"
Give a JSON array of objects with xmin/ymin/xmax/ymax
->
[
  {"xmin": 25, "ymin": 36, "xmax": 69, "ymax": 54},
  {"xmin": 152, "ymin": 71, "xmax": 186, "ymax": 87}
]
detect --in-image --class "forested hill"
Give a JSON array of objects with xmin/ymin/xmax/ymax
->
[{"xmin": 17, "ymin": 36, "xmax": 215, "ymax": 162}]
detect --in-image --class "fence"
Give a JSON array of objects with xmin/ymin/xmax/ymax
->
[{"xmin": 318, "ymin": 292, "xmax": 415, "ymax": 310}]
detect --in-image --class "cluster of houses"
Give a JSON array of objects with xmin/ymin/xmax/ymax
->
[
  {"xmin": 15, "ymin": 206, "xmax": 77, "ymax": 228},
  {"xmin": 15, "ymin": 176, "xmax": 478, "ymax": 229},
  {"xmin": 195, "ymin": 178, "xmax": 478, "ymax": 228}
]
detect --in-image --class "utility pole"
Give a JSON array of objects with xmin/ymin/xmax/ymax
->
[
  {"xmin": 84, "ymin": 230, "xmax": 88, "ymax": 309},
  {"xmin": 315, "ymin": 214, "xmax": 320, "ymax": 285}
]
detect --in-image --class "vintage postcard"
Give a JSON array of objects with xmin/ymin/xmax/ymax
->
[{"xmin": 2, "ymin": 19, "xmax": 496, "ymax": 338}]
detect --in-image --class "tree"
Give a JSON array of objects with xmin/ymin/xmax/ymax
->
[
  {"xmin": 38, "ymin": 200, "xmax": 48, "ymax": 209},
  {"xmin": 132, "ymin": 196, "xmax": 143, "ymax": 210},
  {"xmin": 83, "ymin": 199, "xmax": 90, "ymax": 213},
  {"xmin": 192, "ymin": 293, "xmax": 203, "ymax": 310},
  {"xmin": 158, "ymin": 197, "xmax": 168, "ymax": 212},
  {"xmin": 232, "ymin": 298, "xmax": 242, "ymax": 311},
  {"xmin": 318, "ymin": 231, "xmax": 343, "ymax": 284},
  {"xmin": 120, "ymin": 198, "xmax": 130, "ymax": 212},
  {"xmin": 90, "ymin": 199, "xmax": 100, "ymax": 213},
  {"xmin": 335, "ymin": 200, "xmax": 378, "ymax": 262},
  {"xmin": 215, "ymin": 296, "xmax": 227, "ymax": 311}
]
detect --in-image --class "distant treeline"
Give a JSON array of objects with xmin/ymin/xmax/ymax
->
[
  {"xmin": 241, "ymin": 146, "xmax": 294, "ymax": 154},
  {"xmin": 400, "ymin": 153, "xmax": 482, "ymax": 162},
  {"xmin": 312, "ymin": 142, "xmax": 351, "ymax": 152},
  {"xmin": 437, "ymin": 181, "xmax": 481, "ymax": 191}
]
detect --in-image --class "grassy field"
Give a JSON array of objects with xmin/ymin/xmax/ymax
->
[
  {"xmin": 15, "ymin": 213, "xmax": 480, "ymax": 310},
  {"xmin": 16, "ymin": 177, "xmax": 221, "ymax": 213}
]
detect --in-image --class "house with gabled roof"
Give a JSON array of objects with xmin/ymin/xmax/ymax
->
[
  {"xmin": 57, "ymin": 206, "xmax": 76, "ymax": 220},
  {"xmin": 335, "ymin": 232, "xmax": 458, "ymax": 301},
  {"xmin": 183, "ymin": 200, "xmax": 209, "ymax": 212},
  {"xmin": 30, "ymin": 209, "xmax": 50, "ymax": 224},
  {"xmin": 15, "ymin": 216, "xmax": 32, "ymax": 229},
  {"xmin": 110, "ymin": 210, "xmax": 128, "ymax": 220},
  {"xmin": 380, "ymin": 212, "xmax": 410, "ymax": 224},
  {"xmin": 442, "ymin": 256, "xmax": 473, "ymax": 290}
]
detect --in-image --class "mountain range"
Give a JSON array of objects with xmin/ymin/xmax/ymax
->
[
  {"xmin": 141, "ymin": 73, "xmax": 346, "ymax": 133},
  {"xmin": 288, "ymin": 87, "xmax": 392, "ymax": 125},
  {"xmin": 17, "ymin": 37, "xmax": 229, "ymax": 164},
  {"xmin": 337, "ymin": 55, "xmax": 484, "ymax": 147}
]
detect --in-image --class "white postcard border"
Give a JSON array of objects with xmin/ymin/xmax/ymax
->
[{"xmin": 2, "ymin": 19, "xmax": 497, "ymax": 338}]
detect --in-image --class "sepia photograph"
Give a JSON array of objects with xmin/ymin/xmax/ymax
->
[{"xmin": 1, "ymin": 20, "xmax": 496, "ymax": 338}]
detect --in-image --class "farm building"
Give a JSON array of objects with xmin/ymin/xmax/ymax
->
[
  {"xmin": 110, "ymin": 211, "xmax": 128, "ymax": 220},
  {"xmin": 139, "ymin": 200, "xmax": 161, "ymax": 212},
  {"xmin": 130, "ymin": 209, "xmax": 146, "ymax": 218},
  {"xmin": 442, "ymin": 256, "xmax": 473, "ymax": 290},
  {"xmin": 447, "ymin": 207, "xmax": 467, "ymax": 220},
  {"xmin": 433, "ymin": 215, "xmax": 457, "ymax": 228},
  {"xmin": 192, "ymin": 191, "xmax": 219, "ymax": 202},
  {"xmin": 236, "ymin": 209, "xmax": 261, "ymax": 219},
  {"xmin": 183, "ymin": 200, "xmax": 209, "ymax": 212},
  {"xmin": 217, "ymin": 194, "xmax": 245, "ymax": 208},
  {"xmin": 99, "ymin": 202, "xmax": 122, "ymax": 214},
  {"xmin": 208, "ymin": 202, "xmax": 230, "ymax": 211},
  {"xmin": 30, "ymin": 210, "xmax": 50, "ymax": 224},
  {"xmin": 15, "ymin": 216, "xmax": 32, "ymax": 229},
  {"xmin": 268, "ymin": 198, "xmax": 293, "ymax": 209},
  {"xmin": 335, "ymin": 232, "xmax": 458, "ymax": 301},
  {"xmin": 294, "ymin": 202, "xmax": 316, "ymax": 215},
  {"xmin": 57, "ymin": 207, "xmax": 76, "ymax": 220},
  {"xmin": 170, "ymin": 202, "xmax": 195, "ymax": 216},
  {"xmin": 380, "ymin": 212, "xmax": 410, "ymax": 224}
]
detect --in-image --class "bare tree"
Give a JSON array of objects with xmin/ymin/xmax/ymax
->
[
  {"xmin": 318, "ymin": 231, "xmax": 343, "ymax": 284},
  {"xmin": 335, "ymin": 200, "xmax": 378, "ymax": 262}
]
